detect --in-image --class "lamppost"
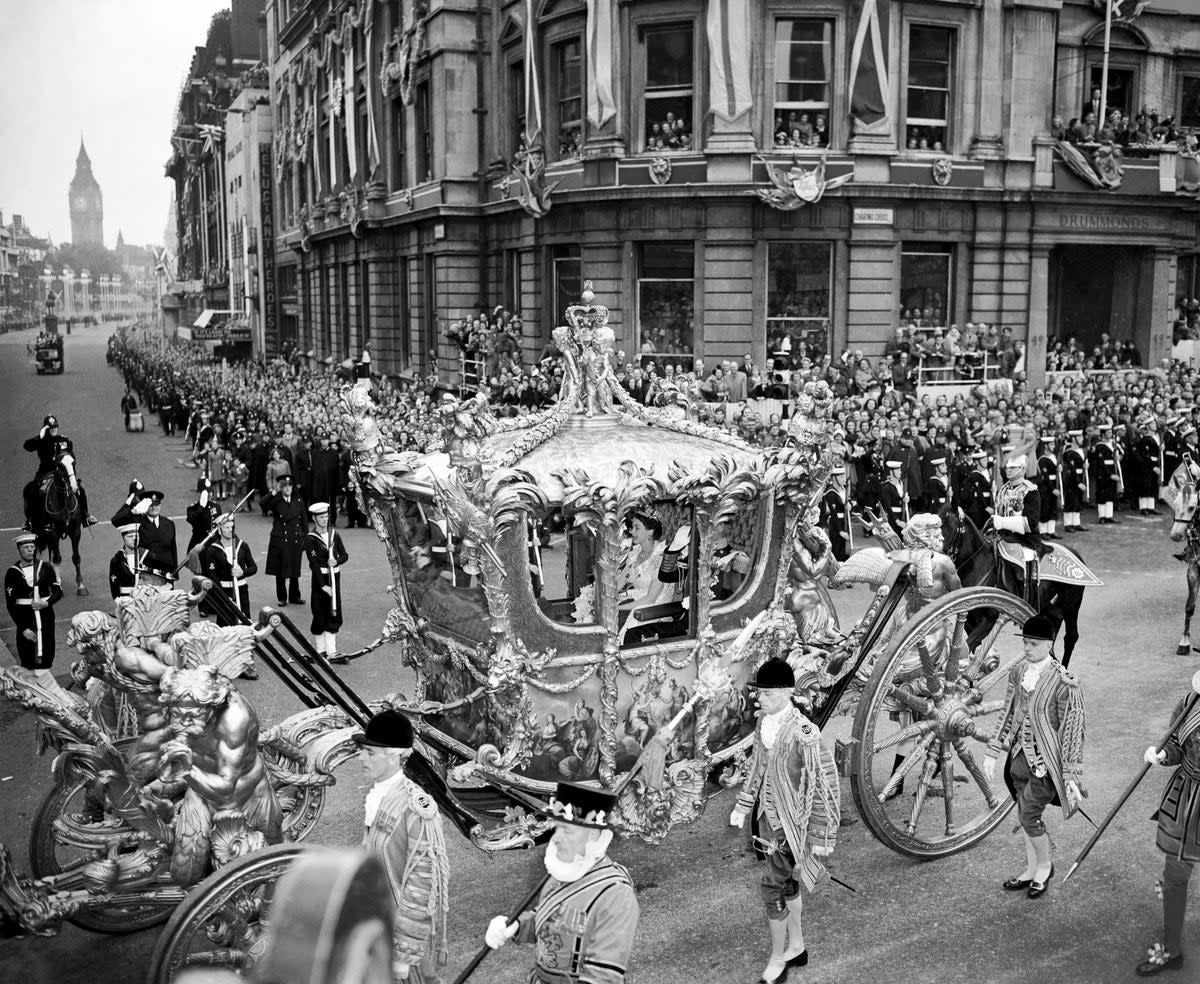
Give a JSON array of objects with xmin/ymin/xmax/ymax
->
[{"xmin": 77, "ymin": 269, "xmax": 90, "ymax": 334}]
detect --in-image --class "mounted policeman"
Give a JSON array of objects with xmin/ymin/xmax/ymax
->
[{"xmin": 23, "ymin": 414, "xmax": 97, "ymax": 529}]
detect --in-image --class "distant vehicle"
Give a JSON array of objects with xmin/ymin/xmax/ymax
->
[{"xmin": 34, "ymin": 334, "xmax": 64, "ymax": 374}]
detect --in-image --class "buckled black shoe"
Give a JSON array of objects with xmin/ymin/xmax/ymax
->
[
  {"xmin": 1136, "ymin": 948, "xmax": 1184, "ymax": 976},
  {"xmin": 785, "ymin": 950, "xmax": 809, "ymax": 969},
  {"xmin": 1027, "ymin": 864, "xmax": 1055, "ymax": 899},
  {"xmin": 1002, "ymin": 874, "xmax": 1034, "ymax": 891}
]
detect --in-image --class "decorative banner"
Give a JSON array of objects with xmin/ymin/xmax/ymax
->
[
  {"xmin": 364, "ymin": 1, "xmax": 380, "ymax": 169},
  {"xmin": 849, "ymin": 0, "xmax": 890, "ymax": 129},
  {"xmin": 707, "ymin": 0, "xmax": 752, "ymax": 122},
  {"xmin": 258, "ymin": 143, "xmax": 279, "ymax": 358},
  {"xmin": 586, "ymin": 0, "xmax": 616, "ymax": 128},
  {"xmin": 524, "ymin": 0, "xmax": 544, "ymax": 147},
  {"xmin": 343, "ymin": 23, "xmax": 358, "ymax": 178}
]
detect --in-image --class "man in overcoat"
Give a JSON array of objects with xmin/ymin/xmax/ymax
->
[{"xmin": 262, "ymin": 474, "xmax": 307, "ymax": 605}]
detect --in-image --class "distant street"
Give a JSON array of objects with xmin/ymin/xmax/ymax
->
[{"xmin": 1, "ymin": 323, "xmax": 1198, "ymax": 984}]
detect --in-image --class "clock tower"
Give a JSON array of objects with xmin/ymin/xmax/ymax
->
[{"xmin": 69, "ymin": 137, "xmax": 104, "ymax": 246}]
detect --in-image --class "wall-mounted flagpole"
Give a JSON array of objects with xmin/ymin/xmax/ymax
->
[{"xmin": 1099, "ymin": 0, "xmax": 1114, "ymax": 129}]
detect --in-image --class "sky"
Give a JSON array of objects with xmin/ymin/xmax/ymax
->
[{"xmin": 0, "ymin": 0, "xmax": 227, "ymax": 249}]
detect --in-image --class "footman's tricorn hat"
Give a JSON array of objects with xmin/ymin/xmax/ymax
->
[
  {"xmin": 752, "ymin": 657, "xmax": 796, "ymax": 690},
  {"xmin": 548, "ymin": 781, "xmax": 617, "ymax": 829},
  {"xmin": 1020, "ymin": 614, "xmax": 1057, "ymax": 641},
  {"xmin": 352, "ymin": 709, "xmax": 415, "ymax": 749}
]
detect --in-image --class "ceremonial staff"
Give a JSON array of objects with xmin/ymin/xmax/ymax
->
[
  {"xmin": 451, "ymin": 664, "xmax": 732, "ymax": 984},
  {"xmin": 1063, "ymin": 669, "xmax": 1200, "ymax": 884}
]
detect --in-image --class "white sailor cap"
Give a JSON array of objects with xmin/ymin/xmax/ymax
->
[
  {"xmin": 930, "ymin": 457, "xmax": 946, "ymax": 466},
  {"xmin": 885, "ymin": 460, "xmax": 902, "ymax": 469},
  {"xmin": 970, "ymin": 449, "xmax": 987, "ymax": 459},
  {"xmin": 116, "ymin": 523, "xmax": 139, "ymax": 536},
  {"xmin": 308, "ymin": 502, "xmax": 330, "ymax": 516},
  {"xmin": 13, "ymin": 531, "xmax": 37, "ymax": 546},
  {"xmin": 1067, "ymin": 429, "xmax": 1083, "ymax": 437}
]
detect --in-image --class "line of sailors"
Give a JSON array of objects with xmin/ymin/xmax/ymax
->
[
  {"xmin": 106, "ymin": 478, "xmax": 350, "ymax": 663},
  {"xmin": 817, "ymin": 418, "xmax": 1193, "ymax": 546}
]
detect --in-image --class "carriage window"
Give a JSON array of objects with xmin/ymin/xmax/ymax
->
[
  {"xmin": 616, "ymin": 502, "xmax": 697, "ymax": 650},
  {"xmin": 531, "ymin": 509, "xmax": 599, "ymax": 625},
  {"xmin": 397, "ymin": 496, "xmax": 491, "ymax": 645}
]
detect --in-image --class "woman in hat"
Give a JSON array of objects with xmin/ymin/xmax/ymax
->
[
  {"xmin": 5, "ymin": 532, "xmax": 64, "ymax": 678},
  {"xmin": 730, "ymin": 657, "xmax": 840, "ymax": 983},
  {"xmin": 983, "ymin": 614, "xmax": 1085, "ymax": 900},
  {"xmin": 305, "ymin": 502, "xmax": 348, "ymax": 661},
  {"xmin": 485, "ymin": 780, "xmax": 639, "ymax": 983},
  {"xmin": 263, "ymin": 475, "xmax": 307, "ymax": 606},
  {"xmin": 354, "ymin": 709, "xmax": 450, "ymax": 983}
]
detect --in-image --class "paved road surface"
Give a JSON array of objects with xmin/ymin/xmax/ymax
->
[{"xmin": 0, "ymin": 323, "xmax": 1196, "ymax": 984}]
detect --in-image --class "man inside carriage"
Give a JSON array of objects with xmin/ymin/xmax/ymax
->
[{"xmin": 22, "ymin": 414, "xmax": 98, "ymax": 529}]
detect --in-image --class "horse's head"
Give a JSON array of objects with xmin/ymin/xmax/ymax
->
[{"xmin": 56, "ymin": 451, "xmax": 78, "ymax": 493}]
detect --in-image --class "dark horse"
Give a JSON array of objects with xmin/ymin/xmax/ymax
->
[
  {"xmin": 26, "ymin": 451, "xmax": 88, "ymax": 595},
  {"xmin": 941, "ymin": 511, "xmax": 1085, "ymax": 666}
]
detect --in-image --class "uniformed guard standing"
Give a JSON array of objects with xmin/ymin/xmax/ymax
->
[
  {"xmin": 1163, "ymin": 416, "xmax": 1184, "ymax": 503},
  {"xmin": 108, "ymin": 522, "xmax": 147, "ymax": 600},
  {"xmin": 1133, "ymin": 416, "xmax": 1164, "ymax": 516},
  {"xmin": 263, "ymin": 474, "xmax": 307, "ymax": 605},
  {"xmin": 1036, "ymin": 437, "xmax": 1062, "ymax": 540},
  {"xmin": 1061, "ymin": 431, "xmax": 1090, "ymax": 533},
  {"xmin": 4, "ymin": 532, "xmax": 64, "ymax": 681},
  {"xmin": 1091, "ymin": 423, "xmax": 1124, "ymax": 525},
  {"xmin": 110, "ymin": 490, "xmax": 178, "ymax": 581},
  {"xmin": 305, "ymin": 502, "xmax": 349, "ymax": 662},
  {"xmin": 959, "ymin": 449, "xmax": 994, "ymax": 529},
  {"xmin": 921, "ymin": 457, "xmax": 950, "ymax": 514},
  {"xmin": 821, "ymin": 466, "xmax": 853, "ymax": 561},
  {"xmin": 877, "ymin": 460, "xmax": 910, "ymax": 536},
  {"xmin": 201, "ymin": 513, "xmax": 257, "ymax": 624}
]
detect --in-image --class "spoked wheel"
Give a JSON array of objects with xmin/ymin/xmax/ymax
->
[
  {"xmin": 850, "ymin": 587, "xmax": 1035, "ymax": 859},
  {"xmin": 30, "ymin": 744, "xmax": 175, "ymax": 934},
  {"xmin": 146, "ymin": 843, "xmax": 308, "ymax": 984}
]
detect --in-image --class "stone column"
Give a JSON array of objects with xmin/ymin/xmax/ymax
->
[
  {"xmin": 970, "ymin": 0, "xmax": 1004, "ymax": 159},
  {"xmin": 1146, "ymin": 247, "xmax": 1177, "ymax": 369},
  {"xmin": 1025, "ymin": 245, "xmax": 1050, "ymax": 389}
]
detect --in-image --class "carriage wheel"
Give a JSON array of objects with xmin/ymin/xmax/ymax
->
[
  {"xmin": 146, "ymin": 843, "xmax": 308, "ymax": 984},
  {"xmin": 29, "ymin": 773, "xmax": 176, "ymax": 933},
  {"xmin": 850, "ymin": 587, "xmax": 1035, "ymax": 859}
]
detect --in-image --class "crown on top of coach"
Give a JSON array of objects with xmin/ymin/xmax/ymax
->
[
  {"xmin": 787, "ymin": 379, "xmax": 835, "ymax": 449},
  {"xmin": 564, "ymin": 280, "xmax": 610, "ymax": 338}
]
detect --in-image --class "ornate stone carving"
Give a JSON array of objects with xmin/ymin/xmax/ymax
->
[
  {"xmin": 753, "ymin": 154, "xmax": 852, "ymax": 211},
  {"xmin": 648, "ymin": 156, "xmax": 672, "ymax": 185},
  {"xmin": 932, "ymin": 156, "xmax": 953, "ymax": 186}
]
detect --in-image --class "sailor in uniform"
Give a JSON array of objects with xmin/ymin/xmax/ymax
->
[
  {"xmin": 485, "ymin": 781, "xmax": 640, "ymax": 984},
  {"xmin": 4, "ymin": 531, "xmax": 64, "ymax": 678},
  {"xmin": 921, "ymin": 456, "xmax": 950, "ymax": 514},
  {"xmin": 1036, "ymin": 437, "xmax": 1062, "ymax": 540},
  {"xmin": 1061, "ymin": 430, "xmax": 1090, "ymax": 533},
  {"xmin": 354, "ymin": 709, "xmax": 450, "ymax": 983},
  {"xmin": 820, "ymin": 466, "xmax": 853, "ymax": 562},
  {"xmin": 201, "ymin": 513, "xmax": 258, "ymax": 625},
  {"xmin": 959, "ymin": 448, "xmax": 994, "ymax": 529},
  {"xmin": 877, "ymin": 460, "xmax": 910, "ymax": 536},
  {"xmin": 1090, "ymin": 422, "xmax": 1124, "ymax": 525},
  {"xmin": 108, "ymin": 522, "xmax": 148, "ymax": 600},
  {"xmin": 111, "ymin": 489, "xmax": 178, "ymax": 581},
  {"xmin": 186, "ymin": 476, "xmax": 223, "ymax": 551},
  {"xmin": 305, "ymin": 502, "xmax": 349, "ymax": 663},
  {"xmin": 1133, "ymin": 416, "xmax": 1164, "ymax": 516}
]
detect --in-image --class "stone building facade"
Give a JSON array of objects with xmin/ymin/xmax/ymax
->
[{"xmin": 263, "ymin": 0, "xmax": 1200, "ymax": 384}]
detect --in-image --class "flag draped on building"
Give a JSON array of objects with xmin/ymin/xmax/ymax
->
[
  {"xmin": 849, "ymin": 0, "xmax": 890, "ymax": 129},
  {"xmin": 586, "ymin": 0, "xmax": 616, "ymax": 128},
  {"xmin": 524, "ymin": 0, "xmax": 544, "ymax": 149},
  {"xmin": 706, "ymin": 0, "xmax": 752, "ymax": 122},
  {"xmin": 343, "ymin": 19, "xmax": 358, "ymax": 178},
  {"xmin": 364, "ymin": 1, "xmax": 380, "ymax": 169}
]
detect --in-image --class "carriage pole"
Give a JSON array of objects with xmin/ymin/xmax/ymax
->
[
  {"xmin": 1063, "ymin": 671, "xmax": 1200, "ymax": 884},
  {"xmin": 451, "ymin": 668, "xmax": 731, "ymax": 984}
]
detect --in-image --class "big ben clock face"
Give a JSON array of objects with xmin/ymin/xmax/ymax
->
[{"xmin": 73, "ymin": 196, "xmax": 89, "ymax": 210}]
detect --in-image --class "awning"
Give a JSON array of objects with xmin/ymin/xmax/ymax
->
[{"xmin": 193, "ymin": 308, "xmax": 235, "ymax": 328}]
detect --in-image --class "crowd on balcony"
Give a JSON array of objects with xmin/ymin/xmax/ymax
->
[
  {"xmin": 1051, "ymin": 94, "xmax": 1184, "ymax": 150},
  {"xmin": 772, "ymin": 111, "xmax": 830, "ymax": 150},
  {"xmin": 1045, "ymin": 334, "xmax": 1145, "ymax": 371},
  {"xmin": 645, "ymin": 113, "xmax": 693, "ymax": 152},
  {"xmin": 887, "ymin": 320, "xmax": 1025, "ymax": 383}
]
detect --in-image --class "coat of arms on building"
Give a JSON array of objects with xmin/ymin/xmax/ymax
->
[
  {"xmin": 649, "ymin": 157, "xmax": 672, "ymax": 186},
  {"xmin": 753, "ymin": 154, "xmax": 853, "ymax": 211},
  {"xmin": 500, "ymin": 142, "xmax": 560, "ymax": 219},
  {"xmin": 1054, "ymin": 139, "xmax": 1124, "ymax": 190},
  {"xmin": 932, "ymin": 157, "xmax": 953, "ymax": 186}
]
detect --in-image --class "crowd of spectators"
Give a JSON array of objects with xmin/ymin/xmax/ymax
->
[
  {"xmin": 1045, "ymin": 333, "xmax": 1145, "ymax": 371},
  {"xmin": 645, "ymin": 113, "xmax": 692, "ymax": 152},
  {"xmin": 904, "ymin": 129, "xmax": 946, "ymax": 153},
  {"xmin": 110, "ymin": 314, "xmax": 1199, "ymax": 527},
  {"xmin": 773, "ymin": 111, "xmax": 829, "ymax": 150},
  {"xmin": 1051, "ymin": 92, "xmax": 1186, "ymax": 151}
]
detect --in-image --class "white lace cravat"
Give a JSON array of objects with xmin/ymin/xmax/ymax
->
[
  {"xmin": 760, "ymin": 708, "xmax": 789, "ymax": 750},
  {"xmin": 363, "ymin": 770, "xmax": 407, "ymax": 828},
  {"xmin": 1021, "ymin": 658, "xmax": 1049, "ymax": 694}
]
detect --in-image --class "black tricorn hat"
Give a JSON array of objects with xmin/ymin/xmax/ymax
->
[
  {"xmin": 352, "ymin": 709, "xmax": 415, "ymax": 749},
  {"xmin": 547, "ymin": 781, "xmax": 617, "ymax": 828},
  {"xmin": 752, "ymin": 657, "xmax": 795, "ymax": 690},
  {"xmin": 1020, "ymin": 614, "xmax": 1057, "ymax": 641}
]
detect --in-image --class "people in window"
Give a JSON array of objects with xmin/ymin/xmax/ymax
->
[
  {"xmin": 645, "ymin": 113, "xmax": 692, "ymax": 151},
  {"xmin": 773, "ymin": 111, "xmax": 829, "ymax": 149}
]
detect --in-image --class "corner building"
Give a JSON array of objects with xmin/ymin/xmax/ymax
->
[{"xmin": 266, "ymin": 0, "xmax": 1200, "ymax": 384}]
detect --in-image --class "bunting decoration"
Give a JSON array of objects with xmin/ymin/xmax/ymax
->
[
  {"xmin": 523, "ymin": 0, "xmax": 544, "ymax": 150},
  {"xmin": 848, "ymin": 0, "xmax": 890, "ymax": 131},
  {"xmin": 586, "ymin": 0, "xmax": 616, "ymax": 128},
  {"xmin": 706, "ymin": 0, "xmax": 752, "ymax": 122}
]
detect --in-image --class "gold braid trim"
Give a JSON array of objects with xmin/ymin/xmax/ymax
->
[{"xmin": 398, "ymin": 779, "xmax": 451, "ymax": 967}]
